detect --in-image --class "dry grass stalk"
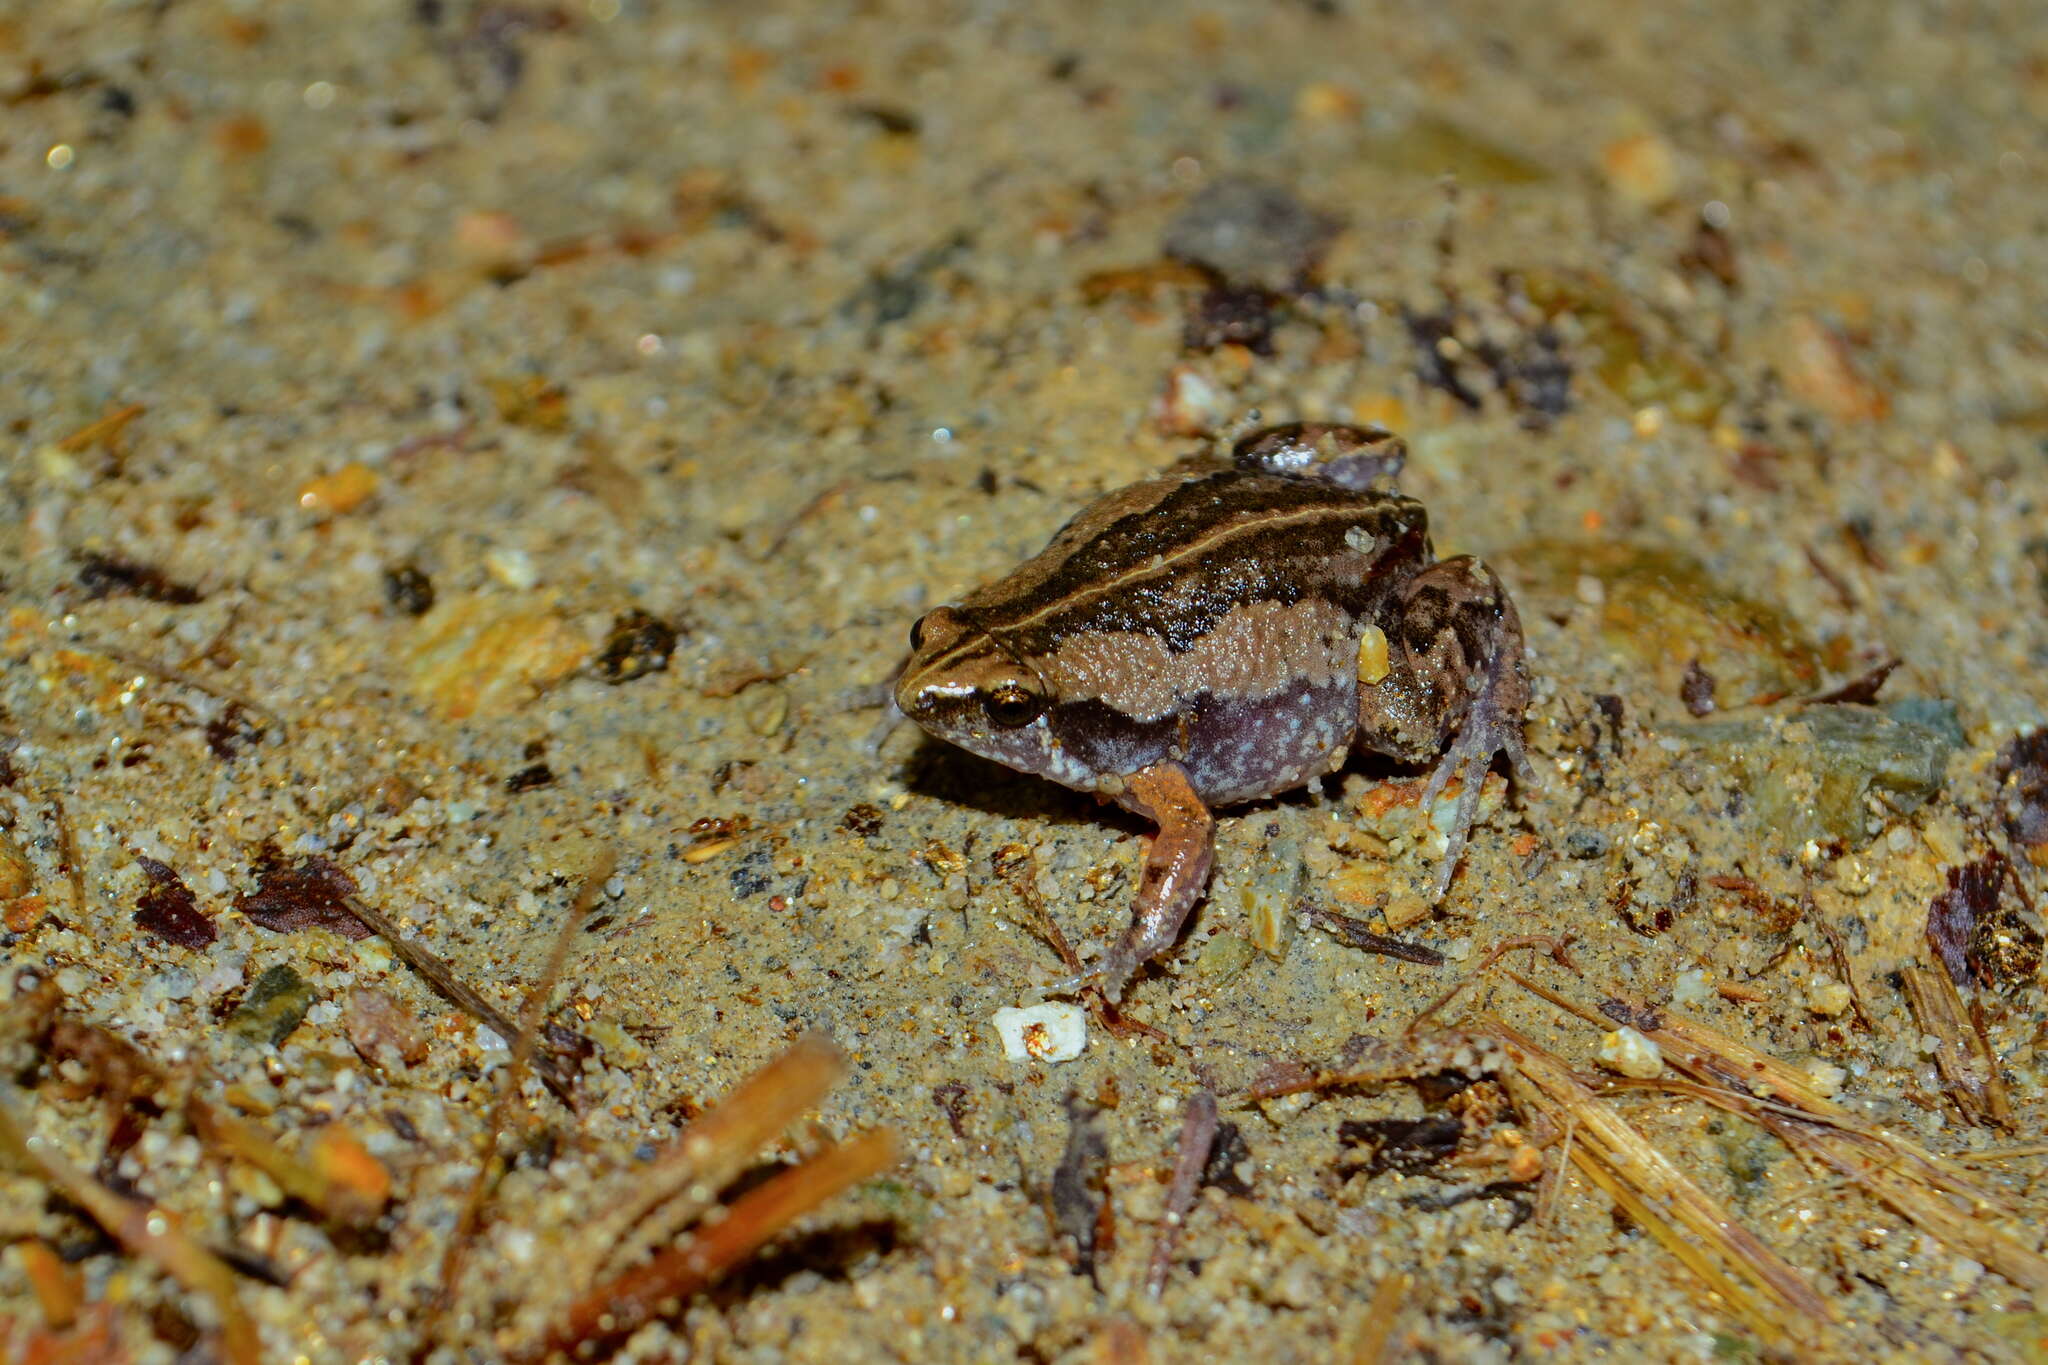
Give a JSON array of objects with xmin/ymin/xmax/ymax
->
[
  {"xmin": 420, "ymin": 848, "xmax": 614, "ymax": 1352},
  {"xmin": 16, "ymin": 1239, "xmax": 81, "ymax": 1330},
  {"xmin": 542, "ymin": 1107, "xmax": 898, "ymax": 1358},
  {"xmin": 590, "ymin": 1030, "xmax": 849, "ymax": 1280},
  {"xmin": 188, "ymin": 1098, "xmax": 389, "ymax": 1227},
  {"xmin": 1648, "ymin": 1012, "xmax": 2048, "ymax": 1294},
  {"xmin": 341, "ymin": 892, "xmax": 583, "ymax": 1106},
  {"xmin": 1485, "ymin": 1021, "xmax": 1833, "ymax": 1348},
  {"xmin": 0, "ymin": 1082, "xmax": 262, "ymax": 1365},
  {"xmin": 41, "ymin": 1011, "xmax": 391, "ymax": 1231},
  {"xmin": 1898, "ymin": 962, "xmax": 2012, "ymax": 1128},
  {"xmin": 1345, "ymin": 1271, "xmax": 1410, "ymax": 1363},
  {"xmin": 1508, "ymin": 971, "xmax": 2048, "ymax": 1295}
]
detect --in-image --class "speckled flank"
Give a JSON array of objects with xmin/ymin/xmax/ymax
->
[{"xmin": 1178, "ymin": 678, "xmax": 1357, "ymax": 806}]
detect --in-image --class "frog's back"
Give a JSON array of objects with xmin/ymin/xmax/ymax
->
[{"xmin": 961, "ymin": 468, "xmax": 1427, "ymax": 654}]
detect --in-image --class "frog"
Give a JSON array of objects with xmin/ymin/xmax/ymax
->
[{"xmin": 896, "ymin": 422, "xmax": 1536, "ymax": 1002}]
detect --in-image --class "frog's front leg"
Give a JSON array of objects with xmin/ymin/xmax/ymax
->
[
  {"xmin": 1093, "ymin": 762, "xmax": 1216, "ymax": 1002},
  {"xmin": 1357, "ymin": 555, "xmax": 1536, "ymax": 899}
]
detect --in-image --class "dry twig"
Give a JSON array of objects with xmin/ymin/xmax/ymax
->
[
  {"xmin": 1899, "ymin": 962, "xmax": 2012, "ymax": 1128},
  {"xmin": 341, "ymin": 893, "xmax": 583, "ymax": 1106},
  {"xmin": 0, "ymin": 1082, "xmax": 262, "ymax": 1365},
  {"xmin": 1146, "ymin": 1091, "xmax": 1219, "ymax": 1298},
  {"xmin": 417, "ymin": 849, "xmax": 614, "ymax": 1353}
]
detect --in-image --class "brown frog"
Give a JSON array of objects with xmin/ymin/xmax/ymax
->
[{"xmin": 897, "ymin": 423, "xmax": 1535, "ymax": 1001}]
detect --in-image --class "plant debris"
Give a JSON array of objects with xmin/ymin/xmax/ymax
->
[
  {"xmin": 504, "ymin": 761, "xmax": 555, "ymax": 792},
  {"xmin": 227, "ymin": 963, "xmax": 316, "ymax": 1045},
  {"xmin": 337, "ymin": 891, "xmax": 587, "ymax": 1106},
  {"xmin": 1306, "ymin": 902, "xmax": 1447, "ymax": 965},
  {"xmin": 1926, "ymin": 851, "xmax": 2042, "ymax": 990},
  {"xmin": 132, "ymin": 856, "xmax": 215, "ymax": 948},
  {"xmin": 1996, "ymin": 729, "xmax": 2048, "ymax": 863},
  {"xmin": 1401, "ymin": 289, "xmax": 1573, "ymax": 427},
  {"xmin": 0, "ymin": 1083, "xmax": 261, "ymax": 1365},
  {"xmin": 1049, "ymin": 1092, "xmax": 1111, "ymax": 1285},
  {"xmin": 75, "ymin": 551, "xmax": 204, "ymax": 604},
  {"xmin": 383, "ymin": 562, "xmax": 437, "ymax": 616},
  {"xmin": 533, "ymin": 1032, "xmax": 897, "ymax": 1359},
  {"xmin": 343, "ymin": 985, "xmax": 429, "ymax": 1071},
  {"xmin": 1201, "ymin": 1120, "xmax": 1254, "ymax": 1196},
  {"xmin": 1679, "ymin": 658, "xmax": 1717, "ymax": 715},
  {"xmin": 234, "ymin": 845, "xmax": 370, "ymax": 939},
  {"xmin": 1899, "ymin": 963, "xmax": 2013, "ymax": 1128},
  {"xmin": 1488, "ymin": 1018, "xmax": 1833, "ymax": 1349},
  {"xmin": 1145, "ymin": 1090, "xmax": 1218, "ymax": 1298},
  {"xmin": 1808, "ymin": 656, "xmax": 1900, "ymax": 705},
  {"xmin": 1515, "ymin": 971, "xmax": 2048, "ymax": 1300},
  {"xmin": 592, "ymin": 608, "xmax": 679, "ymax": 683},
  {"xmin": 1245, "ymin": 1029, "xmax": 1503, "ymax": 1101},
  {"xmin": 1183, "ymin": 282, "xmax": 1278, "ymax": 355}
]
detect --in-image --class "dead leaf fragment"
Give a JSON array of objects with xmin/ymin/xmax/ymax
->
[
  {"xmin": 1781, "ymin": 315, "xmax": 1888, "ymax": 423},
  {"xmin": 345, "ymin": 986, "xmax": 429, "ymax": 1070},
  {"xmin": 405, "ymin": 593, "xmax": 591, "ymax": 718}
]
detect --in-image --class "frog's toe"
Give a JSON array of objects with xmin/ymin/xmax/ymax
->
[{"xmin": 1422, "ymin": 677, "xmax": 1533, "ymax": 901}]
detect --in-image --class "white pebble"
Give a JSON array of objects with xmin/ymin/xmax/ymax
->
[
  {"xmin": 1671, "ymin": 969, "xmax": 1712, "ymax": 1006},
  {"xmin": 992, "ymin": 1003, "xmax": 1087, "ymax": 1064},
  {"xmin": 1597, "ymin": 1026, "xmax": 1663, "ymax": 1079},
  {"xmin": 1804, "ymin": 1058, "xmax": 1847, "ymax": 1097},
  {"xmin": 485, "ymin": 547, "xmax": 539, "ymax": 590},
  {"xmin": 1804, "ymin": 975, "xmax": 1853, "ymax": 1018}
]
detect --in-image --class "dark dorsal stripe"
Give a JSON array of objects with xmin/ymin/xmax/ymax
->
[{"xmin": 959, "ymin": 471, "xmax": 1427, "ymax": 656}]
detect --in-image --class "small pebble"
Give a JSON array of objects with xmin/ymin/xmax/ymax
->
[
  {"xmin": 991, "ymin": 1002, "xmax": 1086, "ymax": 1064},
  {"xmin": 1597, "ymin": 1026, "xmax": 1663, "ymax": 1079},
  {"xmin": 486, "ymin": 547, "xmax": 539, "ymax": 590},
  {"xmin": 298, "ymin": 461, "xmax": 379, "ymax": 515},
  {"xmin": 1804, "ymin": 1058, "xmax": 1847, "ymax": 1097},
  {"xmin": 1804, "ymin": 975, "xmax": 1853, "ymax": 1018},
  {"xmin": 1671, "ymin": 969, "xmax": 1712, "ymax": 1006}
]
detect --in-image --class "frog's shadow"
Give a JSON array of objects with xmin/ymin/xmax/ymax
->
[
  {"xmin": 898, "ymin": 735, "xmax": 1148, "ymax": 836},
  {"xmin": 899, "ymin": 735, "xmax": 1408, "ymax": 835}
]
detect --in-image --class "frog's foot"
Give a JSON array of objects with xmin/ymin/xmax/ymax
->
[
  {"xmin": 1088, "ymin": 762, "xmax": 1217, "ymax": 1003},
  {"xmin": 1232, "ymin": 422, "xmax": 1407, "ymax": 491},
  {"xmin": 1401, "ymin": 556, "xmax": 1537, "ymax": 900}
]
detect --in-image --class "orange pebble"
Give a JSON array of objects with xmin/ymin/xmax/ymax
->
[{"xmin": 298, "ymin": 462, "xmax": 378, "ymax": 515}]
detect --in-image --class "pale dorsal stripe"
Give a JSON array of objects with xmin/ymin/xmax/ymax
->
[{"xmin": 909, "ymin": 500, "xmax": 1362, "ymax": 687}]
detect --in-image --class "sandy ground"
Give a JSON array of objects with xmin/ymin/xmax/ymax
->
[{"xmin": 4, "ymin": 2, "xmax": 2048, "ymax": 1361}]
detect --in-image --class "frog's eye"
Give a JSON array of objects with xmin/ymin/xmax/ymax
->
[
  {"xmin": 908, "ymin": 616, "xmax": 927, "ymax": 652},
  {"xmin": 982, "ymin": 683, "xmax": 1044, "ymax": 729}
]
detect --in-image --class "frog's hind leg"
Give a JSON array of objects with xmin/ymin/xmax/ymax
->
[
  {"xmin": 1090, "ymin": 762, "xmax": 1216, "ymax": 1003},
  {"xmin": 1395, "ymin": 556, "xmax": 1537, "ymax": 899}
]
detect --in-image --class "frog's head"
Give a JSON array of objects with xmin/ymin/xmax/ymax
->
[{"xmin": 897, "ymin": 606, "xmax": 1064, "ymax": 778}]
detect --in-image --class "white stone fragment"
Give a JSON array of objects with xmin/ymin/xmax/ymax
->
[
  {"xmin": 992, "ymin": 1003, "xmax": 1087, "ymax": 1064},
  {"xmin": 485, "ymin": 547, "xmax": 539, "ymax": 590},
  {"xmin": 1804, "ymin": 1058, "xmax": 1847, "ymax": 1097},
  {"xmin": 1804, "ymin": 975, "xmax": 1853, "ymax": 1018},
  {"xmin": 1597, "ymin": 1026, "xmax": 1663, "ymax": 1079},
  {"xmin": 1671, "ymin": 969, "xmax": 1713, "ymax": 1006}
]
